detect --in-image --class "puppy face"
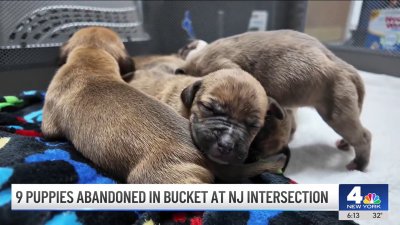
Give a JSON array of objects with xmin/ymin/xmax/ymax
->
[
  {"xmin": 181, "ymin": 69, "xmax": 271, "ymax": 165},
  {"xmin": 58, "ymin": 27, "xmax": 135, "ymax": 81}
]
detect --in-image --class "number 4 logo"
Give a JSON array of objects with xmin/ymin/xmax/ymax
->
[{"xmin": 347, "ymin": 186, "xmax": 363, "ymax": 204}]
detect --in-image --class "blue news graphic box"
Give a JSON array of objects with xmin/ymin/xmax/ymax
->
[{"xmin": 339, "ymin": 184, "xmax": 388, "ymax": 211}]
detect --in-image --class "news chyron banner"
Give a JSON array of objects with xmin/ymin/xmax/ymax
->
[{"xmin": 12, "ymin": 184, "xmax": 388, "ymax": 221}]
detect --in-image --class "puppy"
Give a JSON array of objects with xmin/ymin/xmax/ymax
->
[
  {"xmin": 133, "ymin": 54, "xmax": 184, "ymax": 74},
  {"xmin": 43, "ymin": 27, "xmax": 285, "ymax": 183},
  {"xmin": 42, "ymin": 27, "xmax": 213, "ymax": 184},
  {"xmin": 132, "ymin": 57, "xmax": 294, "ymax": 171},
  {"xmin": 130, "ymin": 68, "xmax": 285, "ymax": 165},
  {"xmin": 178, "ymin": 30, "xmax": 372, "ymax": 171}
]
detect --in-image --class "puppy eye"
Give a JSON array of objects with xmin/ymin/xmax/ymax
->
[
  {"xmin": 247, "ymin": 118, "xmax": 262, "ymax": 129},
  {"xmin": 198, "ymin": 101, "xmax": 213, "ymax": 112}
]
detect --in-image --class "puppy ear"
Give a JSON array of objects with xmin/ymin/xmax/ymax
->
[
  {"xmin": 175, "ymin": 68, "xmax": 185, "ymax": 75},
  {"xmin": 181, "ymin": 80, "xmax": 202, "ymax": 108},
  {"xmin": 267, "ymin": 97, "xmax": 285, "ymax": 120},
  {"xmin": 177, "ymin": 40, "xmax": 199, "ymax": 59},
  {"xmin": 118, "ymin": 54, "xmax": 135, "ymax": 82}
]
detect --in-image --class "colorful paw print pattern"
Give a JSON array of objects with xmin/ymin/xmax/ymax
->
[{"xmin": 363, "ymin": 193, "xmax": 381, "ymax": 204}]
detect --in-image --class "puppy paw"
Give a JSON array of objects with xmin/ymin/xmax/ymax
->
[
  {"xmin": 346, "ymin": 161, "xmax": 358, "ymax": 171},
  {"xmin": 346, "ymin": 160, "xmax": 367, "ymax": 172},
  {"xmin": 336, "ymin": 139, "xmax": 351, "ymax": 151}
]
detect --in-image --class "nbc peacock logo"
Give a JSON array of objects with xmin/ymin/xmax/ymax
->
[{"xmin": 363, "ymin": 193, "xmax": 381, "ymax": 204}]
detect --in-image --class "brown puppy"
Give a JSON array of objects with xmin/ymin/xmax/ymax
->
[
  {"xmin": 133, "ymin": 54, "xmax": 184, "ymax": 74},
  {"xmin": 130, "ymin": 68, "xmax": 285, "ymax": 165},
  {"xmin": 42, "ymin": 27, "xmax": 213, "ymax": 184},
  {"xmin": 133, "ymin": 52, "xmax": 296, "ymax": 166},
  {"xmin": 178, "ymin": 30, "xmax": 372, "ymax": 171}
]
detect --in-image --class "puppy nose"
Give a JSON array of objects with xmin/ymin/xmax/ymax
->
[{"xmin": 217, "ymin": 135, "xmax": 234, "ymax": 154}]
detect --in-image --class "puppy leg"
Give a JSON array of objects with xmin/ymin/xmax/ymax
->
[
  {"xmin": 316, "ymin": 79, "xmax": 371, "ymax": 171},
  {"xmin": 335, "ymin": 70, "xmax": 366, "ymax": 152},
  {"xmin": 41, "ymin": 113, "xmax": 63, "ymax": 139}
]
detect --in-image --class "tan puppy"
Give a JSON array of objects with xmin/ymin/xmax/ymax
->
[
  {"xmin": 42, "ymin": 27, "xmax": 213, "ymax": 184},
  {"xmin": 130, "ymin": 68, "xmax": 285, "ymax": 165},
  {"xmin": 43, "ymin": 27, "xmax": 285, "ymax": 183},
  {"xmin": 178, "ymin": 30, "xmax": 372, "ymax": 171}
]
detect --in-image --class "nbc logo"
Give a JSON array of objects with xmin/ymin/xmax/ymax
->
[
  {"xmin": 340, "ymin": 184, "xmax": 388, "ymax": 211},
  {"xmin": 363, "ymin": 193, "xmax": 381, "ymax": 205},
  {"xmin": 345, "ymin": 186, "xmax": 383, "ymax": 209}
]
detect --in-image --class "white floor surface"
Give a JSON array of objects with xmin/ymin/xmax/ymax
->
[{"xmin": 285, "ymin": 71, "xmax": 400, "ymax": 225}]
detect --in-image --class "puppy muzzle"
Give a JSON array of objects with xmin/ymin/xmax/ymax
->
[{"xmin": 191, "ymin": 117, "xmax": 251, "ymax": 165}]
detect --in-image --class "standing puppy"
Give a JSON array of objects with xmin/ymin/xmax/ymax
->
[
  {"xmin": 42, "ymin": 27, "xmax": 213, "ymax": 184},
  {"xmin": 130, "ymin": 68, "xmax": 285, "ymax": 165},
  {"xmin": 178, "ymin": 30, "xmax": 371, "ymax": 171}
]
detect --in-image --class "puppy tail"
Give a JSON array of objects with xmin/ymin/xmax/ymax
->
[{"xmin": 208, "ymin": 153, "xmax": 286, "ymax": 182}]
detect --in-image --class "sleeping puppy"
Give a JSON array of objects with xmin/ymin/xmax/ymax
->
[
  {"xmin": 131, "ymin": 54, "xmax": 295, "ymax": 171},
  {"xmin": 130, "ymin": 67, "xmax": 285, "ymax": 165},
  {"xmin": 177, "ymin": 30, "xmax": 372, "ymax": 171},
  {"xmin": 43, "ymin": 27, "xmax": 285, "ymax": 183}
]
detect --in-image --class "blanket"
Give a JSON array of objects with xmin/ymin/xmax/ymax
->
[{"xmin": 0, "ymin": 91, "xmax": 357, "ymax": 225}]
